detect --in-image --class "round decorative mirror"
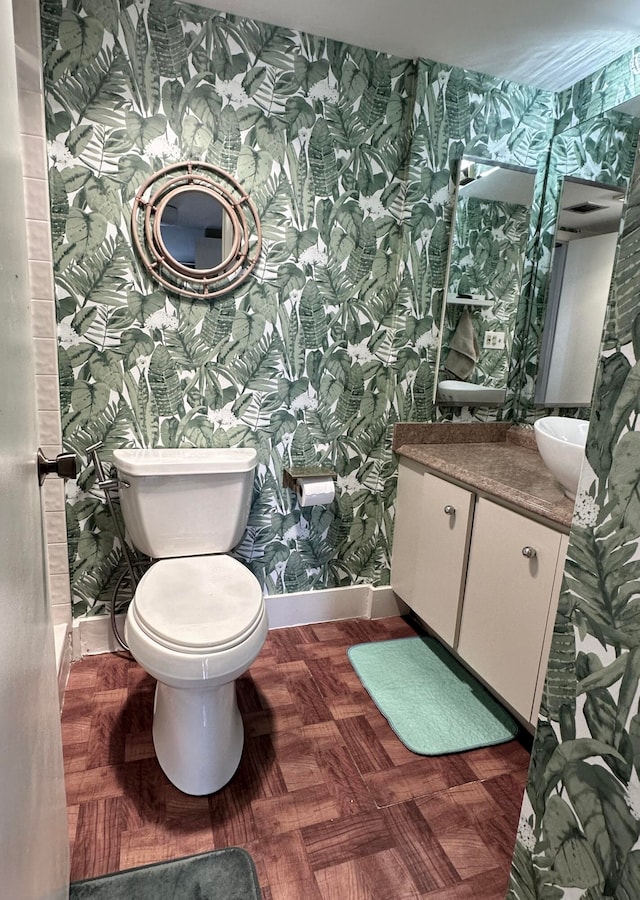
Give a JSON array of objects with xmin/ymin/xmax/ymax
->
[{"xmin": 131, "ymin": 161, "xmax": 262, "ymax": 300}]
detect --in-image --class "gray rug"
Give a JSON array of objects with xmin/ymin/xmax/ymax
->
[{"xmin": 69, "ymin": 848, "xmax": 262, "ymax": 899}]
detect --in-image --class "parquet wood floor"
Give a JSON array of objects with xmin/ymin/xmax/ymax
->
[{"xmin": 62, "ymin": 615, "xmax": 531, "ymax": 899}]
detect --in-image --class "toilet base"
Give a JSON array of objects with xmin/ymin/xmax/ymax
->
[{"xmin": 152, "ymin": 679, "xmax": 244, "ymax": 795}]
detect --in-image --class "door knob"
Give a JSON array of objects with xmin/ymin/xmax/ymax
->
[
  {"xmin": 522, "ymin": 546, "xmax": 537, "ymax": 559},
  {"xmin": 444, "ymin": 505, "xmax": 456, "ymax": 516},
  {"xmin": 37, "ymin": 448, "xmax": 78, "ymax": 486}
]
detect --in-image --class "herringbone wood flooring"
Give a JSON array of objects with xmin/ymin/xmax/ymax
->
[{"xmin": 62, "ymin": 616, "xmax": 531, "ymax": 898}]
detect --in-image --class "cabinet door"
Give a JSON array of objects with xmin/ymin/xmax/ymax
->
[
  {"xmin": 531, "ymin": 533, "xmax": 568, "ymax": 725},
  {"xmin": 457, "ymin": 498, "xmax": 564, "ymax": 721},
  {"xmin": 391, "ymin": 461, "xmax": 473, "ymax": 646},
  {"xmin": 390, "ymin": 459, "xmax": 424, "ymax": 608}
]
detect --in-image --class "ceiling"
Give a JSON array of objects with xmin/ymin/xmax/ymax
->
[
  {"xmin": 185, "ymin": 0, "xmax": 640, "ymax": 91},
  {"xmin": 459, "ymin": 164, "xmax": 536, "ymax": 207},
  {"xmin": 557, "ymin": 181, "xmax": 625, "ymax": 239}
]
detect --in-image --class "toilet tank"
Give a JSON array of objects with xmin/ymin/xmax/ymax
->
[{"xmin": 112, "ymin": 448, "xmax": 257, "ymax": 558}]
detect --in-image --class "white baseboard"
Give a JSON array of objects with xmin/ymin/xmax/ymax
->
[
  {"xmin": 72, "ymin": 583, "xmax": 411, "ymax": 657},
  {"xmin": 53, "ymin": 623, "xmax": 72, "ymax": 710},
  {"xmin": 265, "ymin": 584, "xmax": 370, "ymax": 628},
  {"xmin": 74, "ymin": 614, "xmax": 128, "ymax": 658},
  {"xmin": 368, "ymin": 586, "xmax": 410, "ymax": 619}
]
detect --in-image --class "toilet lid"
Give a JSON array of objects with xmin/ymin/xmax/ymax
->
[{"xmin": 133, "ymin": 556, "xmax": 264, "ymax": 651}]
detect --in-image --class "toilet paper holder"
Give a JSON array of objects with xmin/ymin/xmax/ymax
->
[{"xmin": 282, "ymin": 466, "xmax": 337, "ymax": 492}]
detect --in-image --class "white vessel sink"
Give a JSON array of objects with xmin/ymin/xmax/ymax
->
[{"xmin": 533, "ymin": 416, "xmax": 589, "ymax": 500}]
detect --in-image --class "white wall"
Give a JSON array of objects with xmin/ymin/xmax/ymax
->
[
  {"xmin": 13, "ymin": 0, "xmax": 71, "ymax": 638},
  {"xmin": 1, "ymin": 1, "xmax": 70, "ymax": 893}
]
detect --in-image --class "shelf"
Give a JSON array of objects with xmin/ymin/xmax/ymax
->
[
  {"xmin": 447, "ymin": 294, "xmax": 493, "ymax": 308},
  {"xmin": 435, "ymin": 398, "xmax": 503, "ymax": 408}
]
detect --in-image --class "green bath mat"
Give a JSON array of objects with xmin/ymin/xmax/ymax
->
[
  {"xmin": 348, "ymin": 636, "xmax": 518, "ymax": 755},
  {"xmin": 69, "ymin": 848, "xmax": 261, "ymax": 899}
]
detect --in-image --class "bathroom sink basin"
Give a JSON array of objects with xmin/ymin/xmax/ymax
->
[
  {"xmin": 533, "ymin": 416, "xmax": 589, "ymax": 500},
  {"xmin": 437, "ymin": 380, "xmax": 506, "ymax": 406}
]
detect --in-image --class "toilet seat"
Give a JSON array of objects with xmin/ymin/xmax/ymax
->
[{"xmin": 132, "ymin": 555, "xmax": 264, "ymax": 654}]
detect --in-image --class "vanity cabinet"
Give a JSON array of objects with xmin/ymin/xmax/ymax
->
[
  {"xmin": 456, "ymin": 497, "xmax": 568, "ymax": 723},
  {"xmin": 391, "ymin": 459, "xmax": 568, "ymax": 726},
  {"xmin": 391, "ymin": 458, "xmax": 473, "ymax": 646}
]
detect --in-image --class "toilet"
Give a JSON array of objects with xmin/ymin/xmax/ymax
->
[{"xmin": 112, "ymin": 447, "xmax": 268, "ymax": 796}]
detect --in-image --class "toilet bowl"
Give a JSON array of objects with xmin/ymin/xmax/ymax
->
[{"xmin": 113, "ymin": 448, "xmax": 267, "ymax": 796}]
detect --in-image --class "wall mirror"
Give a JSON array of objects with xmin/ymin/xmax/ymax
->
[
  {"xmin": 433, "ymin": 157, "xmax": 537, "ymax": 408},
  {"xmin": 535, "ymin": 178, "xmax": 624, "ymax": 406},
  {"xmin": 131, "ymin": 161, "xmax": 262, "ymax": 300},
  {"xmin": 532, "ymin": 109, "xmax": 639, "ymax": 412}
]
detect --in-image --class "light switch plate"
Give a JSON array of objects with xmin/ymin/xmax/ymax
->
[{"xmin": 484, "ymin": 331, "xmax": 505, "ymax": 350}]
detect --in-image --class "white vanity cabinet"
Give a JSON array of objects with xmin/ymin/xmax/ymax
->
[
  {"xmin": 391, "ymin": 458, "xmax": 474, "ymax": 646},
  {"xmin": 456, "ymin": 497, "xmax": 568, "ymax": 724},
  {"xmin": 391, "ymin": 458, "xmax": 568, "ymax": 726}
]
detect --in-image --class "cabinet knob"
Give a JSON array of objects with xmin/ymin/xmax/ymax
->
[
  {"xmin": 444, "ymin": 505, "xmax": 456, "ymax": 516},
  {"xmin": 522, "ymin": 546, "xmax": 537, "ymax": 559}
]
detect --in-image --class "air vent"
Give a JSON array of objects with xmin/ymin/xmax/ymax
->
[{"xmin": 563, "ymin": 201, "xmax": 607, "ymax": 215}]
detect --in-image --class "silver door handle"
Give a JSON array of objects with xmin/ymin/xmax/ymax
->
[
  {"xmin": 444, "ymin": 505, "xmax": 456, "ymax": 516},
  {"xmin": 522, "ymin": 546, "xmax": 537, "ymax": 558}
]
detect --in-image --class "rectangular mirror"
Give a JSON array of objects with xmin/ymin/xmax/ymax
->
[
  {"xmin": 528, "ymin": 108, "xmax": 639, "ymax": 416},
  {"xmin": 433, "ymin": 157, "xmax": 537, "ymax": 408},
  {"xmin": 535, "ymin": 177, "xmax": 624, "ymax": 406}
]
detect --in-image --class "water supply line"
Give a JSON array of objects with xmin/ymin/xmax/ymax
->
[{"xmin": 86, "ymin": 442, "xmax": 147, "ymax": 653}]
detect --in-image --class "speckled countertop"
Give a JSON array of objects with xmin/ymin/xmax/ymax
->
[{"xmin": 393, "ymin": 422, "xmax": 575, "ymax": 531}]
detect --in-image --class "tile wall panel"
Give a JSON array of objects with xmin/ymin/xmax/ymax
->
[{"xmin": 13, "ymin": 0, "xmax": 70, "ymax": 625}]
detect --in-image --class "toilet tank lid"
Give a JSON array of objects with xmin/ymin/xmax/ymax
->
[{"xmin": 112, "ymin": 447, "xmax": 258, "ymax": 476}]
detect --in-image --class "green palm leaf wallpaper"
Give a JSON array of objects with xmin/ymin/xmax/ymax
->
[
  {"xmin": 401, "ymin": 59, "xmax": 555, "ymax": 424},
  {"xmin": 508, "ymin": 131, "xmax": 640, "ymax": 899},
  {"xmin": 43, "ymin": 0, "xmax": 559, "ymax": 615},
  {"xmin": 38, "ymin": 1, "xmax": 640, "ymax": 895}
]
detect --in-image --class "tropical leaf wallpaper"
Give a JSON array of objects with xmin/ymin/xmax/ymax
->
[
  {"xmin": 41, "ymin": 0, "xmax": 560, "ymax": 615},
  {"xmin": 557, "ymin": 49, "xmax": 640, "ymax": 128},
  {"xmin": 36, "ymin": 2, "xmax": 640, "ymax": 895},
  {"xmin": 440, "ymin": 196, "xmax": 530, "ymax": 390},
  {"xmin": 509, "ymin": 135, "xmax": 640, "ymax": 899},
  {"xmin": 398, "ymin": 58, "xmax": 555, "ymax": 425}
]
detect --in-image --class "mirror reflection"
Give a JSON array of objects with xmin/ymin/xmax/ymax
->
[
  {"xmin": 434, "ymin": 158, "xmax": 536, "ymax": 407},
  {"xmin": 529, "ymin": 105, "xmax": 639, "ymax": 414},
  {"xmin": 535, "ymin": 179, "xmax": 624, "ymax": 407},
  {"xmin": 159, "ymin": 188, "xmax": 231, "ymax": 270}
]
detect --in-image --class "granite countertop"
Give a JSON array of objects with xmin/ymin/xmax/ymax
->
[{"xmin": 393, "ymin": 423, "xmax": 575, "ymax": 531}]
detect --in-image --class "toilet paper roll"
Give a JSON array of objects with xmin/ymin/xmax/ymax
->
[{"xmin": 295, "ymin": 476, "xmax": 335, "ymax": 507}]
